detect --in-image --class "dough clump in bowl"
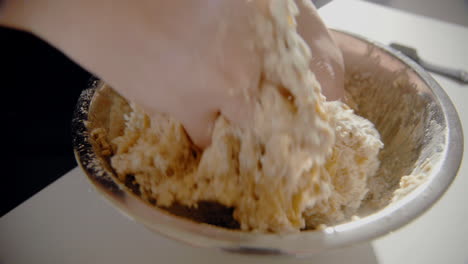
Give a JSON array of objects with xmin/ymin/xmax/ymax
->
[{"xmin": 104, "ymin": 0, "xmax": 384, "ymax": 233}]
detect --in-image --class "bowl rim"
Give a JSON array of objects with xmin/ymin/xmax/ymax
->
[{"xmin": 72, "ymin": 29, "xmax": 464, "ymax": 256}]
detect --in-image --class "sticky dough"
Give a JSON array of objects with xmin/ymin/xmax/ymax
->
[{"xmin": 110, "ymin": 0, "xmax": 383, "ymax": 232}]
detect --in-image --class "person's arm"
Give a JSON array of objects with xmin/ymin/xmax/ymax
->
[
  {"xmin": 0, "ymin": 0, "xmax": 264, "ymax": 148},
  {"xmin": 0, "ymin": 0, "xmax": 343, "ymax": 148}
]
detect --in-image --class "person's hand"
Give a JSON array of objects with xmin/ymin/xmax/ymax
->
[{"xmin": 0, "ymin": 0, "xmax": 343, "ymax": 149}]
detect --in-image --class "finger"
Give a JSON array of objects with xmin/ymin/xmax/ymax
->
[
  {"xmin": 175, "ymin": 109, "xmax": 218, "ymax": 149},
  {"xmin": 296, "ymin": 0, "xmax": 344, "ymax": 101},
  {"xmin": 310, "ymin": 49, "xmax": 345, "ymax": 100}
]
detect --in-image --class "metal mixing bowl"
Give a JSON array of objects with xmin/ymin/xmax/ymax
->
[{"xmin": 72, "ymin": 30, "xmax": 463, "ymax": 256}]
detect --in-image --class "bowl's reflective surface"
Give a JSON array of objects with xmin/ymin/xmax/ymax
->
[{"xmin": 72, "ymin": 30, "xmax": 463, "ymax": 256}]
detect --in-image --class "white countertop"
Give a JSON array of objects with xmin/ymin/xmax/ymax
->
[{"xmin": 1, "ymin": 1, "xmax": 467, "ymax": 263}]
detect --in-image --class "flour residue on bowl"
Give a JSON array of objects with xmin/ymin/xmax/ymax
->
[{"xmin": 342, "ymin": 48, "xmax": 445, "ymax": 211}]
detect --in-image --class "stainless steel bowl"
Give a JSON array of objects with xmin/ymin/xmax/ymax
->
[{"xmin": 72, "ymin": 30, "xmax": 463, "ymax": 256}]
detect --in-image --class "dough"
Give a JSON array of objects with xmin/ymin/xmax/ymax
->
[{"xmin": 110, "ymin": 0, "xmax": 383, "ymax": 232}]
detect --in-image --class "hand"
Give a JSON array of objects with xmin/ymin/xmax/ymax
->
[{"xmin": 0, "ymin": 0, "xmax": 343, "ymax": 149}]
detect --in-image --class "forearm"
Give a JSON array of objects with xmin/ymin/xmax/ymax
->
[
  {"xmin": 0, "ymin": 0, "xmax": 206, "ymax": 76},
  {"xmin": 0, "ymin": 0, "xmax": 86, "ymax": 33},
  {"xmin": 0, "ymin": 0, "xmax": 171, "ymax": 87},
  {"xmin": 0, "ymin": 0, "xmax": 110, "ymax": 44},
  {"xmin": 0, "ymin": 0, "xmax": 35, "ymax": 30}
]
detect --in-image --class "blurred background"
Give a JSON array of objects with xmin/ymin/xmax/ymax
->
[
  {"xmin": 1, "ymin": 0, "xmax": 467, "ymax": 216},
  {"xmin": 364, "ymin": 0, "xmax": 468, "ymax": 27}
]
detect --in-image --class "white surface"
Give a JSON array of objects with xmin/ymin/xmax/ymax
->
[
  {"xmin": 364, "ymin": 0, "xmax": 468, "ymax": 27},
  {"xmin": 1, "ymin": 1, "xmax": 468, "ymax": 263}
]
